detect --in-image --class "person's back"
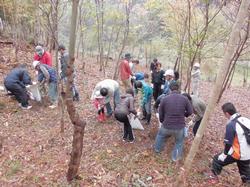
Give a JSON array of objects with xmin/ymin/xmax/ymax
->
[
  {"xmin": 191, "ymin": 95, "xmax": 206, "ymax": 118},
  {"xmin": 5, "ymin": 67, "xmax": 31, "ymax": 86},
  {"xmin": 115, "ymin": 94, "xmax": 136, "ymax": 115},
  {"xmin": 135, "ymin": 72, "xmax": 144, "ymax": 81},
  {"xmin": 38, "ymin": 64, "xmax": 57, "ymax": 83},
  {"xmin": 160, "ymin": 91, "xmax": 192, "ymax": 129},
  {"xmin": 91, "ymin": 79, "xmax": 120, "ymax": 104}
]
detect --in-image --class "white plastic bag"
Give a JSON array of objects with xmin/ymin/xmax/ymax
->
[
  {"xmin": 156, "ymin": 113, "xmax": 162, "ymax": 128},
  {"xmin": 128, "ymin": 113, "xmax": 144, "ymax": 130},
  {"xmin": 26, "ymin": 83, "xmax": 41, "ymax": 102}
]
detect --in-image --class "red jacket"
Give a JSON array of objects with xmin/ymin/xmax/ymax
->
[
  {"xmin": 34, "ymin": 51, "xmax": 52, "ymax": 67},
  {"xmin": 120, "ymin": 59, "xmax": 132, "ymax": 80}
]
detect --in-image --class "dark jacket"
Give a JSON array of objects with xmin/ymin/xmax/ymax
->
[
  {"xmin": 114, "ymin": 94, "xmax": 137, "ymax": 116},
  {"xmin": 159, "ymin": 91, "xmax": 193, "ymax": 129},
  {"xmin": 150, "ymin": 62, "xmax": 157, "ymax": 71},
  {"xmin": 152, "ymin": 70, "xmax": 165, "ymax": 85},
  {"xmin": 4, "ymin": 67, "xmax": 32, "ymax": 88},
  {"xmin": 60, "ymin": 52, "xmax": 69, "ymax": 79}
]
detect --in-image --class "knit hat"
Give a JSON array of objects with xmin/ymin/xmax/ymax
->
[
  {"xmin": 58, "ymin": 44, "xmax": 66, "ymax": 50},
  {"xmin": 35, "ymin": 45, "xmax": 44, "ymax": 57},
  {"xmin": 125, "ymin": 53, "xmax": 131, "ymax": 59},
  {"xmin": 193, "ymin": 63, "xmax": 200, "ymax": 68},
  {"xmin": 32, "ymin": 61, "xmax": 40, "ymax": 68},
  {"xmin": 164, "ymin": 69, "xmax": 174, "ymax": 77}
]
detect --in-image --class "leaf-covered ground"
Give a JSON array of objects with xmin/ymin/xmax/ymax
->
[{"xmin": 0, "ymin": 42, "xmax": 250, "ymax": 186}]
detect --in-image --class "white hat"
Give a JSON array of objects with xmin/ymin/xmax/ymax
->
[
  {"xmin": 193, "ymin": 63, "xmax": 200, "ymax": 68},
  {"xmin": 32, "ymin": 61, "xmax": 40, "ymax": 68},
  {"xmin": 95, "ymin": 91, "xmax": 103, "ymax": 98},
  {"xmin": 164, "ymin": 69, "xmax": 174, "ymax": 77}
]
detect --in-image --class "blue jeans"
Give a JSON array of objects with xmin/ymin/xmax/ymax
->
[
  {"xmin": 62, "ymin": 77, "xmax": 79, "ymax": 98},
  {"xmin": 143, "ymin": 97, "xmax": 152, "ymax": 114},
  {"xmin": 154, "ymin": 126, "xmax": 185, "ymax": 161},
  {"xmin": 105, "ymin": 88, "xmax": 120, "ymax": 115},
  {"xmin": 48, "ymin": 82, "xmax": 58, "ymax": 104}
]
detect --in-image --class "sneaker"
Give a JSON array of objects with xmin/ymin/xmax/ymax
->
[
  {"xmin": 128, "ymin": 139, "xmax": 135, "ymax": 143},
  {"xmin": 21, "ymin": 105, "xmax": 32, "ymax": 110},
  {"xmin": 49, "ymin": 104, "xmax": 57, "ymax": 109}
]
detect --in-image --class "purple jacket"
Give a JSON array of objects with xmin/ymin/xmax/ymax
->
[{"xmin": 159, "ymin": 91, "xmax": 193, "ymax": 129}]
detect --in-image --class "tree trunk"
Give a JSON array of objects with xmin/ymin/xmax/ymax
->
[
  {"xmin": 176, "ymin": 0, "xmax": 250, "ymax": 186},
  {"xmin": 65, "ymin": 0, "xmax": 86, "ymax": 182},
  {"xmin": 113, "ymin": 3, "xmax": 131, "ymax": 80},
  {"xmin": 104, "ymin": 26, "xmax": 114, "ymax": 67}
]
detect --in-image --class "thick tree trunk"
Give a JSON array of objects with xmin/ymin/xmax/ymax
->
[
  {"xmin": 65, "ymin": 0, "xmax": 86, "ymax": 182},
  {"xmin": 176, "ymin": 0, "xmax": 250, "ymax": 186}
]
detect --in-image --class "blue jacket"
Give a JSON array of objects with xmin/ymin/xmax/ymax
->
[
  {"xmin": 38, "ymin": 64, "xmax": 57, "ymax": 83},
  {"xmin": 135, "ymin": 72, "xmax": 144, "ymax": 80},
  {"xmin": 141, "ymin": 81, "xmax": 153, "ymax": 105},
  {"xmin": 4, "ymin": 67, "xmax": 32, "ymax": 88}
]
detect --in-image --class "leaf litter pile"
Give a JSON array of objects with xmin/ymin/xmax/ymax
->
[{"xmin": 0, "ymin": 43, "xmax": 250, "ymax": 186}]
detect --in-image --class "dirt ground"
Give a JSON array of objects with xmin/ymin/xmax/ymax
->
[{"xmin": 0, "ymin": 42, "xmax": 250, "ymax": 186}]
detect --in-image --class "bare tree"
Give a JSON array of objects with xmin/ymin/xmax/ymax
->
[
  {"xmin": 176, "ymin": 0, "xmax": 250, "ymax": 186},
  {"xmin": 63, "ymin": 0, "xmax": 86, "ymax": 182},
  {"xmin": 113, "ymin": 2, "xmax": 131, "ymax": 80}
]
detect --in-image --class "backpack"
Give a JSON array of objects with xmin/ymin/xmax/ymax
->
[{"xmin": 236, "ymin": 119, "xmax": 250, "ymax": 145}]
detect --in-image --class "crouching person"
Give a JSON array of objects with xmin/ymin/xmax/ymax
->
[
  {"xmin": 4, "ymin": 64, "xmax": 32, "ymax": 109},
  {"xmin": 211, "ymin": 102, "xmax": 250, "ymax": 184},
  {"xmin": 33, "ymin": 61, "xmax": 58, "ymax": 108},
  {"xmin": 114, "ymin": 88, "xmax": 137, "ymax": 143},
  {"xmin": 93, "ymin": 92, "xmax": 106, "ymax": 122},
  {"xmin": 91, "ymin": 79, "xmax": 120, "ymax": 117},
  {"xmin": 134, "ymin": 74, "xmax": 153, "ymax": 125}
]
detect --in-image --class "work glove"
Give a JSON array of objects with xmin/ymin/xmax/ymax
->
[
  {"xmin": 151, "ymin": 84, "xmax": 154, "ymax": 88},
  {"xmin": 188, "ymin": 120, "xmax": 194, "ymax": 127},
  {"xmin": 218, "ymin": 153, "xmax": 227, "ymax": 162},
  {"xmin": 161, "ymin": 85, "xmax": 164, "ymax": 89}
]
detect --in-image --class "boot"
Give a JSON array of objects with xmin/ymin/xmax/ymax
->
[
  {"xmin": 146, "ymin": 114, "xmax": 151, "ymax": 125},
  {"xmin": 101, "ymin": 112, "xmax": 106, "ymax": 121},
  {"xmin": 98, "ymin": 114, "xmax": 103, "ymax": 122}
]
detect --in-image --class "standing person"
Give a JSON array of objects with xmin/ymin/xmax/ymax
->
[
  {"xmin": 120, "ymin": 53, "xmax": 133, "ymax": 90},
  {"xmin": 34, "ymin": 45, "xmax": 52, "ymax": 67},
  {"xmin": 151, "ymin": 63, "xmax": 165, "ymax": 101},
  {"xmin": 163, "ymin": 69, "xmax": 174, "ymax": 94},
  {"xmin": 58, "ymin": 44, "xmax": 79, "ymax": 101},
  {"xmin": 174, "ymin": 71, "xmax": 181, "ymax": 91},
  {"xmin": 115, "ymin": 88, "xmax": 137, "ymax": 143},
  {"xmin": 191, "ymin": 63, "xmax": 201, "ymax": 96},
  {"xmin": 154, "ymin": 81, "xmax": 193, "ymax": 161},
  {"xmin": 150, "ymin": 58, "xmax": 158, "ymax": 73},
  {"xmin": 182, "ymin": 93, "xmax": 206, "ymax": 136},
  {"xmin": 154, "ymin": 69, "xmax": 175, "ymax": 110},
  {"xmin": 129, "ymin": 59, "xmax": 139, "ymax": 74},
  {"xmin": 4, "ymin": 64, "xmax": 32, "ymax": 109},
  {"xmin": 91, "ymin": 79, "xmax": 120, "ymax": 117},
  {"xmin": 211, "ymin": 102, "xmax": 250, "ymax": 184},
  {"xmin": 135, "ymin": 74, "xmax": 153, "ymax": 125},
  {"xmin": 33, "ymin": 61, "xmax": 58, "ymax": 108}
]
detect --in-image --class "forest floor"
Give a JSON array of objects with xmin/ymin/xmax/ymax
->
[{"xmin": 0, "ymin": 41, "xmax": 250, "ymax": 187}]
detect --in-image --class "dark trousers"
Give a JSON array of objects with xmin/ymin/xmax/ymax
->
[
  {"xmin": 153, "ymin": 83, "xmax": 162, "ymax": 101},
  {"xmin": 115, "ymin": 113, "xmax": 134, "ymax": 141},
  {"xmin": 212, "ymin": 153, "xmax": 250, "ymax": 183},
  {"xmin": 4, "ymin": 82, "xmax": 29, "ymax": 107},
  {"xmin": 193, "ymin": 119, "xmax": 202, "ymax": 136}
]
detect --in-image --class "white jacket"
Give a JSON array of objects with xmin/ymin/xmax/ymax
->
[{"xmin": 91, "ymin": 79, "xmax": 119, "ymax": 100}]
